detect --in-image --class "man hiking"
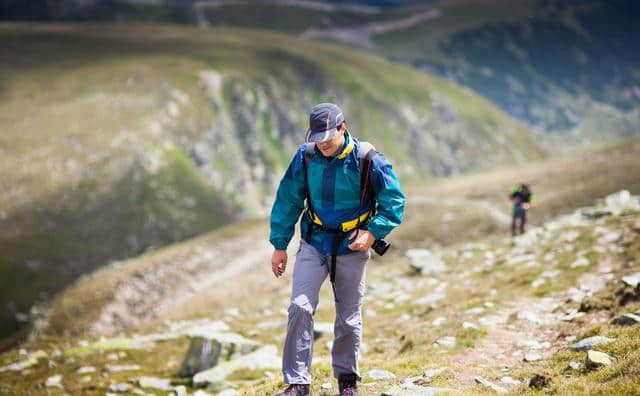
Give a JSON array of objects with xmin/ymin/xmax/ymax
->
[
  {"xmin": 269, "ymin": 103, "xmax": 405, "ymax": 396},
  {"xmin": 510, "ymin": 183, "xmax": 535, "ymax": 236}
]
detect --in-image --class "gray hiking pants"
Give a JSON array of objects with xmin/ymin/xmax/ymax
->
[{"xmin": 283, "ymin": 239, "xmax": 369, "ymax": 384}]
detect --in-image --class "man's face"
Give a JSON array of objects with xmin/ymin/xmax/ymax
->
[{"xmin": 316, "ymin": 123, "xmax": 346, "ymax": 157}]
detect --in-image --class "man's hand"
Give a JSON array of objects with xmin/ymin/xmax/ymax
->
[
  {"xmin": 272, "ymin": 249, "xmax": 288, "ymax": 278},
  {"xmin": 348, "ymin": 229, "xmax": 375, "ymax": 252}
]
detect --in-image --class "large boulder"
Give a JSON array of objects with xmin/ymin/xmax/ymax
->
[
  {"xmin": 193, "ymin": 345, "xmax": 280, "ymax": 386},
  {"xmin": 178, "ymin": 338, "xmax": 222, "ymax": 377}
]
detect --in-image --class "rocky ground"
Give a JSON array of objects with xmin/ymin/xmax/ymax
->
[{"xmin": 1, "ymin": 191, "xmax": 639, "ymax": 395}]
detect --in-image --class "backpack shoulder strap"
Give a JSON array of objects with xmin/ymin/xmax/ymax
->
[
  {"xmin": 303, "ymin": 142, "xmax": 315, "ymax": 169},
  {"xmin": 358, "ymin": 141, "xmax": 378, "ymax": 207}
]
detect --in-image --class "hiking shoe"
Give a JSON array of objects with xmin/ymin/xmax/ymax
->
[
  {"xmin": 276, "ymin": 384, "xmax": 310, "ymax": 396},
  {"xmin": 339, "ymin": 378, "xmax": 358, "ymax": 396}
]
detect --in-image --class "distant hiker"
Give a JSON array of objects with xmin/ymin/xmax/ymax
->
[
  {"xmin": 269, "ymin": 103, "xmax": 405, "ymax": 396},
  {"xmin": 510, "ymin": 183, "xmax": 535, "ymax": 236}
]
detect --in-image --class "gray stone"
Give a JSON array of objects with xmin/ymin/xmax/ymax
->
[
  {"xmin": 321, "ymin": 382, "xmax": 333, "ymax": 390},
  {"xmin": 105, "ymin": 364, "xmax": 141, "ymax": 373},
  {"xmin": 431, "ymin": 317, "xmax": 446, "ymax": 327},
  {"xmin": 434, "ymin": 336, "xmax": 456, "ymax": 348},
  {"xmin": 611, "ymin": 313, "xmax": 640, "ymax": 326},
  {"xmin": 45, "ymin": 375, "xmax": 63, "ymax": 388},
  {"xmin": 524, "ymin": 352, "xmax": 541, "ymax": 362},
  {"xmin": 415, "ymin": 292, "xmax": 445, "ymax": 306},
  {"xmin": 216, "ymin": 390, "xmax": 238, "ymax": 396},
  {"xmin": 568, "ymin": 361, "xmax": 581, "ymax": 370},
  {"xmin": 0, "ymin": 350, "xmax": 47, "ymax": 372},
  {"xmin": 178, "ymin": 337, "xmax": 221, "ymax": 377},
  {"xmin": 462, "ymin": 322, "xmax": 477, "ymax": 329},
  {"xmin": 586, "ymin": 350, "xmax": 613, "ymax": 368},
  {"xmin": 314, "ymin": 322, "xmax": 334, "ymax": 340},
  {"xmin": 193, "ymin": 345, "xmax": 280, "ymax": 385},
  {"xmin": 382, "ymin": 385, "xmax": 452, "ymax": 395},
  {"xmin": 138, "ymin": 376, "xmax": 173, "ymax": 391},
  {"xmin": 108, "ymin": 383, "xmax": 133, "ymax": 393},
  {"xmin": 622, "ymin": 273, "xmax": 640, "ymax": 289},
  {"xmin": 76, "ymin": 366, "xmax": 96, "ymax": 374},
  {"xmin": 474, "ymin": 376, "xmax": 507, "ymax": 394},
  {"xmin": 517, "ymin": 311, "xmax": 540, "ymax": 324},
  {"xmin": 571, "ymin": 257, "xmax": 590, "ymax": 268},
  {"xmin": 569, "ymin": 336, "xmax": 615, "ymax": 351},
  {"xmin": 173, "ymin": 385, "xmax": 188, "ymax": 396},
  {"xmin": 366, "ymin": 369, "xmax": 396, "ymax": 380},
  {"xmin": 406, "ymin": 249, "xmax": 446, "ymax": 274},
  {"xmin": 500, "ymin": 376, "xmax": 520, "ymax": 385}
]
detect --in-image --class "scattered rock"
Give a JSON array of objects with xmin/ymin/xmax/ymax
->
[
  {"xmin": 366, "ymin": 369, "xmax": 396, "ymax": 380},
  {"xmin": 105, "ymin": 364, "xmax": 141, "ymax": 373},
  {"xmin": 500, "ymin": 376, "xmax": 520, "ymax": 385},
  {"xmin": 434, "ymin": 336, "xmax": 456, "ymax": 348},
  {"xmin": 586, "ymin": 350, "xmax": 613, "ymax": 368},
  {"xmin": 381, "ymin": 385, "xmax": 451, "ymax": 395},
  {"xmin": 517, "ymin": 311, "xmax": 540, "ymax": 324},
  {"xmin": 0, "ymin": 350, "xmax": 47, "ymax": 372},
  {"xmin": 465, "ymin": 307, "xmax": 485, "ymax": 315},
  {"xmin": 462, "ymin": 322, "xmax": 477, "ymax": 329},
  {"xmin": 622, "ymin": 273, "xmax": 640, "ymax": 289},
  {"xmin": 178, "ymin": 337, "xmax": 221, "ymax": 377},
  {"xmin": 560, "ymin": 309, "xmax": 586, "ymax": 322},
  {"xmin": 45, "ymin": 374, "xmax": 63, "ymax": 388},
  {"xmin": 571, "ymin": 257, "xmax": 590, "ymax": 268},
  {"xmin": 568, "ymin": 361, "xmax": 581, "ymax": 370},
  {"xmin": 406, "ymin": 249, "xmax": 446, "ymax": 274},
  {"xmin": 76, "ymin": 366, "xmax": 96, "ymax": 374},
  {"xmin": 431, "ymin": 317, "xmax": 446, "ymax": 327},
  {"xmin": 611, "ymin": 313, "xmax": 640, "ymax": 326},
  {"xmin": 314, "ymin": 322, "xmax": 334, "ymax": 340},
  {"xmin": 474, "ymin": 376, "xmax": 506, "ymax": 394},
  {"xmin": 193, "ymin": 345, "xmax": 280, "ymax": 385},
  {"xmin": 138, "ymin": 376, "xmax": 173, "ymax": 391},
  {"xmin": 603, "ymin": 190, "xmax": 639, "ymax": 215},
  {"xmin": 531, "ymin": 278, "xmax": 546, "ymax": 288},
  {"xmin": 173, "ymin": 385, "xmax": 188, "ymax": 396},
  {"xmin": 569, "ymin": 336, "xmax": 614, "ymax": 351},
  {"xmin": 321, "ymin": 382, "xmax": 333, "ymax": 390},
  {"xmin": 108, "ymin": 383, "xmax": 133, "ymax": 393},
  {"xmin": 414, "ymin": 294, "xmax": 444, "ymax": 307},
  {"xmin": 524, "ymin": 352, "xmax": 541, "ymax": 362},
  {"xmin": 217, "ymin": 389, "xmax": 238, "ymax": 396},
  {"xmin": 528, "ymin": 374, "xmax": 551, "ymax": 389}
]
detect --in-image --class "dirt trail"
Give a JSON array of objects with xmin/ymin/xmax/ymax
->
[
  {"xmin": 410, "ymin": 195, "xmax": 512, "ymax": 225},
  {"xmin": 90, "ymin": 226, "xmax": 273, "ymax": 335},
  {"xmin": 301, "ymin": 8, "xmax": 441, "ymax": 49},
  {"xmin": 451, "ymin": 260, "xmax": 612, "ymax": 388}
]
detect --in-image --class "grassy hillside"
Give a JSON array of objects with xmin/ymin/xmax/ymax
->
[
  {"xmin": 0, "ymin": 23, "xmax": 544, "ymax": 340},
  {"xmin": 21, "ymin": 0, "xmax": 637, "ymax": 141},
  {"xmin": 1, "ymin": 141, "xmax": 639, "ymax": 395}
]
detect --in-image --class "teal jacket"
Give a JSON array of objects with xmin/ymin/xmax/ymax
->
[{"xmin": 269, "ymin": 133, "xmax": 405, "ymax": 255}]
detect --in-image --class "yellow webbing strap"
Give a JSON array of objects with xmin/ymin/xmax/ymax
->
[
  {"xmin": 341, "ymin": 211, "xmax": 372, "ymax": 232},
  {"xmin": 308, "ymin": 209, "xmax": 373, "ymax": 232}
]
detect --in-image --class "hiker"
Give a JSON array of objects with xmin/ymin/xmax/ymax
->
[
  {"xmin": 269, "ymin": 103, "xmax": 405, "ymax": 396},
  {"xmin": 510, "ymin": 183, "xmax": 535, "ymax": 236}
]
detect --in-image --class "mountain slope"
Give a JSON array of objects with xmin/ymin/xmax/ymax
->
[
  {"xmin": 16, "ymin": 0, "xmax": 636, "ymax": 141},
  {"xmin": 0, "ymin": 23, "xmax": 545, "ymax": 340}
]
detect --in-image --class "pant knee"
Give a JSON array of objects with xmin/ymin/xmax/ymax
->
[{"xmin": 289, "ymin": 294, "xmax": 315, "ymax": 316}]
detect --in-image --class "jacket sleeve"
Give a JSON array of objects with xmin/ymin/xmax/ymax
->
[
  {"xmin": 366, "ymin": 153, "xmax": 405, "ymax": 240},
  {"xmin": 269, "ymin": 145, "xmax": 307, "ymax": 250}
]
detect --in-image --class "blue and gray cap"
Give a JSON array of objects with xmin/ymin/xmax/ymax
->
[{"xmin": 305, "ymin": 102, "xmax": 345, "ymax": 143}]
